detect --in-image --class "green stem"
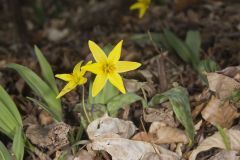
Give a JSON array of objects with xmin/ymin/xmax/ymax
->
[{"xmin": 82, "ymin": 85, "xmax": 91, "ymax": 124}]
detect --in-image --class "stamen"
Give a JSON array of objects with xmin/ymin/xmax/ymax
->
[{"xmin": 103, "ymin": 63, "xmax": 116, "ymax": 74}]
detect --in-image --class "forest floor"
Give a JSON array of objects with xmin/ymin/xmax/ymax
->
[{"xmin": 0, "ymin": 0, "xmax": 240, "ymax": 160}]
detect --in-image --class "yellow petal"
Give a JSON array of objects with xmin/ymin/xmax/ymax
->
[
  {"xmin": 108, "ymin": 72, "xmax": 126, "ymax": 94},
  {"xmin": 81, "ymin": 63, "xmax": 104, "ymax": 75},
  {"xmin": 73, "ymin": 61, "xmax": 83, "ymax": 77},
  {"xmin": 116, "ymin": 61, "xmax": 141, "ymax": 73},
  {"xmin": 107, "ymin": 40, "xmax": 123, "ymax": 63},
  {"xmin": 139, "ymin": 7, "xmax": 147, "ymax": 18},
  {"xmin": 130, "ymin": 2, "xmax": 144, "ymax": 10},
  {"xmin": 88, "ymin": 40, "xmax": 107, "ymax": 63},
  {"xmin": 92, "ymin": 74, "xmax": 107, "ymax": 97},
  {"xmin": 78, "ymin": 77, "xmax": 87, "ymax": 85},
  {"xmin": 56, "ymin": 81, "xmax": 77, "ymax": 98},
  {"xmin": 81, "ymin": 61, "xmax": 92, "ymax": 74},
  {"xmin": 55, "ymin": 74, "xmax": 73, "ymax": 81}
]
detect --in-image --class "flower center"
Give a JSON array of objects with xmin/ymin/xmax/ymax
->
[{"xmin": 102, "ymin": 63, "xmax": 116, "ymax": 74}]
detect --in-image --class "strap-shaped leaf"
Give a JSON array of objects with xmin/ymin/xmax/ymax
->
[
  {"xmin": 8, "ymin": 63, "xmax": 62, "ymax": 122},
  {"xmin": 27, "ymin": 97, "xmax": 60, "ymax": 121},
  {"xmin": 0, "ymin": 85, "xmax": 22, "ymax": 125},
  {"xmin": 34, "ymin": 45, "xmax": 59, "ymax": 94},
  {"xmin": 0, "ymin": 141, "xmax": 12, "ymax": 160},
  {"xmin": 107, "ymin": 93, "xmax": 144, "ymax": 117},
  {"xmin": 12, "ymin": 127, "xmax": 24, "ymax": 160},
  {"xmin": 149, "ymin": 86, "xmax": 195, "ymax": 145},
  {"xmin": 164, "ymin": 29, "xmax": 192, "ymax": 63},
  {"xmin": 0, "ymin": 101, "xmax": 18, "ymax": 138},
  {"xmin": 185, "ymin": 30, "xmax": 201, "ymax": 65}
]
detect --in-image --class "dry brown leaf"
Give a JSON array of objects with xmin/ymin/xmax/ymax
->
[
  {"xmin": 87, "ymin": 114, "xmax": 137, "ymax": 140},
  {"xmin": 189, "ymin": 128, "xmax": 240, "ymax": 160},
  {"xmin": 132, "ymin": 132, "xmax": 154, "ymax": 143},
  {"xmin": 132, "ymin": 122, "xmax": 188, "ymax": 144},
  {"xmin": 208, "ymin": 150, "xmax": 239, "ymax": 160},
  {"xmin": 149, "ymin": 122, "xmax": 188, "ymax": 144},
  {"xmin": 201, "ymin": 96, "xmax": 239, "ymax": 128},
  {"xmin": 218, "ymin": 66, "xmax": 240, "ymax": 82},
  {"xmin": 144, "ymin": 107, "xmax": 177, "ymax": 127},
  {"xmin": 207, "ymin": 73, "xmax": 240, "ymax": 99},
  {"xmin": 26, "ymin": 122, "xmax": 70, "ymax": 149},
  {"xmin": 89, "ymin": 138, "xmax": 180, "ymax": 160},
  {"xmin": 76, "ymin": 150, "xmax": 95, "ymax": 160}
]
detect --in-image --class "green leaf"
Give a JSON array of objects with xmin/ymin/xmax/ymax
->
[
  {"xmin": 27, "ymin": 97, "xmax": 61, "ymax": 122},
  {"xmin": 12, "ymin": 127, "xmax": 24, "ymax": 160},
  {"xmin": 8, "ymin": 63, "xmax": 62, "ymax": 122},
  {"xmin": 163, "ymin": 29, "xmax": 192, "ymax": 63},
  {"xmin": 216, "ymin": 125, "xmax": 231, "ymax": 150},
  {"xmin": 0, "ymin": 86, "xmax": 22, "ymax": 126},
  {"xmin": 131, "ymin": 33, "xmax": 170, "ymax": 49},
  {"xmin": 0, "ymin": 86, "xmax": 22, "ymax": 139},
  {"xmin": 149, "ymin": 86, "xmax": 195, "ymax": 145},
  {"xmin": 107, "ymin": 93, "xmax": 144, "ymax": 117},
  {"xmin": 34, "ymin": 45, "xmax": 59, "ymax": 94},
  {"xmin": 0, "ymin": 101, "xmax": 17, "ymax": 138},
  {"xmin": 197, "ymin": 59, "xmax": 220, "ymax": 83},
  {"xmin": 185, "ymin": 30, "xmax": 201, "ymax": 65},
  {"xmin": 88, "ymin": 79, "xmax": 119, "ymax": 105},
  {"xmin": 0, "ymin": 141, "xmax": 12, "ymax": 160}
]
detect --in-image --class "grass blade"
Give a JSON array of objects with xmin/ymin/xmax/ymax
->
[
  {"xmin": 8, "ymin": 63, "xmax": 62, "ymax": 121},
  {"xmin": 0, "ymin": 85, "xmax": 22, "ymax": 125},
  {"xmin": 0, "ymin": 141, "xmax": 12, "ymax": 160},
  {"xmin": 12, "ymin": 127, "xmax": 24, "ymax": 160},
  {"xmin": 163, "ymin": 29, "xmax": 192, "ymax": 63},
  {"xmin": 216, "ymin": 125, "xmax": 231, "ymax": 150},
  {"xmin": 34, "ymin": 45, "xmax": 59, "ymax": 94},
  {"xmin": 185, "ymin": 30, "xmax": 201, "ymax": 65}
]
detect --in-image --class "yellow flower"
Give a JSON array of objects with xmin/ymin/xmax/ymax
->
[
  {"xmin": 55, "ymin": 61, "xmax": 91, "ymax": 98},
  {"xmin": 130, "ymin": 0, "xmax": 151, "ymax": 18},
  {"xmin": 82, "ymin": 40, "xmax": 141, "ymax": 97}
]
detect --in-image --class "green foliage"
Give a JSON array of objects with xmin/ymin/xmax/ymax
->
[
  {"xmin": 12, "ymin": 127, "xmax": 25, "ymax": 160},
  {"xmin": 0, "ymin": 128, "xmax": 25, "ymax": 160},
  {"xmin": 7, "ymin": 47, "xmax": 62, "ymax": 122},
  {"xmin": 164, "ymin": 29, "xmax": 193, "ymax": 64},
  {"xmin": 228, "ymin": 90, "xmax": 240, "ymax": 103},
  {"xmin": 89, "ymin": 81, "xmax": 119, "ymax": 105},
  {"xmin": 216, "ymin": 125, "xmax": 231, "ymax": 150},
  {"xmin": 0, "ymin": 141, "xmax": 12, "ymax": 160},
  {"xmin": 149, "ymin": 86, "xmax": 195, "ymax": 145},
  {"xmin": 107, "ymin": 93, "xmax": 147, "ymax": 117},
  {"xmin": 132, "ymin": 30, "xmax": 219, "ymax": 83},
  {"xmin": 197, "ymin": 59, "xmax": 220, "ymax": 82},
  {"xmin": 34, "ymin": 46, "xmax": 59, "ymax": 94},
  {"xmin": 0, "ymin": 85, "xmax": 22, "ymax": 139}
]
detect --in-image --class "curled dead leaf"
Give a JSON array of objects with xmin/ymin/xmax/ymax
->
[
  {"xmin": 143, "ymin": 107, "xmax": 177, "ymax": 127},
  {"xmin": 89, "ymin": 138, "xmax": 180, "ymax": 160},
  {"xmin": 207, "ymin": 73, "xmax": 240, "ymax": 100},
  {"xmin": 132, "ymin": 122, "xmax": 188, "ymax": 144},
  {"xmin": 87, "ymin": 114, "xmax": 137, "ymax": 140},
  {"xmin": 189, "ymin": 128, "xmax": 240, "ymax": 160},
  {"xmin": 208, "ymin": 150, "xmax": 239, "ymax": 160},
  {"xmin": 149, "ymin": 122, "xmax": 188, "ymax": 144},
  {"xmin": 26, "ymin": 122, "xmax": 70, "ymax": 149},
  {"xmin": 217, "ymin": 66, "xmax": 240, "ymax": 82},
  {"xmin": 201, "ymin": 96, "xmax": 240, "ymax": 128}
]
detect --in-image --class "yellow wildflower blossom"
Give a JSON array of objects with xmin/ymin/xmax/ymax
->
[
  {"xmin": 55, "ymin": 61, "xmax": 91, "ymax": 98},
  {"xmin": 82, "ymin": 40, "xmax": 141, "ymax": 97},
  {"xmin": 130, "ymin": 0, "xmax": 151, "ymax": 18}
]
